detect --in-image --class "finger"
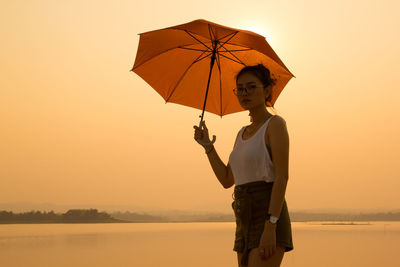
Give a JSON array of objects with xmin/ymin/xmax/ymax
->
[
  {"xmin": 268, "ymin": 247, "xmax": 273, "ymax": 258},
  {"xmin": 260, "ymin": 247, "xmax": 266, "ymax": 259},
  {"xmin": 200, "ymin": 121, "xmax": 205, "ymax": 129},
  {"xmin": 262, "ymin": 249, "xmax": 267, "ymax": 259}
]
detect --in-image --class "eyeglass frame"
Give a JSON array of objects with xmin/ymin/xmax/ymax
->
[{"xmin": 232, "ymin": 84, "xmax": 265, "ymax": 96}]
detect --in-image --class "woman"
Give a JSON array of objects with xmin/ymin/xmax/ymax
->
[{"xmin": 193, "ymin": 64, "xmax": 294, "ymax": 267}]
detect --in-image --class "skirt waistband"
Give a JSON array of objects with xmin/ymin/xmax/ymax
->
[{"xmin": 232, "ymin": 181, "xmax": 274, "ymax": 200}]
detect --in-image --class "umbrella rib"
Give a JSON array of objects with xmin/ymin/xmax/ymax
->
[
  {"xmin": 222, "ymin": 42, "xmax": 294, "ymax": 76},
  {"xmin": 132, "ymin": 42, "xmax": 211, "ymax": 71},
  {"xmin": 216, "ymin": 31, "xmax": 238, "ymax": 44},
  {"xmin": 208, "ymin": 23, "xmax": 216, "ymax": 42},
  {"xmin": 216, "ymin": 31, "xmax": 239, "ymax": 50},
  {"xmin": 178, "ymin": 47, "xmax": 211, "ymax": 53},
  {"xmin": 164, "ymin": 51, "xmax": 210, "ymax": 103},
  {"xmin": 215, "ymin": 31, "xmax": 250, "ymax": 64},
  {"xmin": 194, "ymin": 51, "xmax": 213, "ymax": 63},
  {"xmin": 217, "ymin": 52, "xmax": 246, "ymax": 65},
  {"xmin": 217, "ymin": 42, "xmax": 247, "ymax": 66},
  {"xmin": 131, "ymin": 31, "xmax": 246, "ymax": 71},
  {"xmin": 222, "ymin": 42, "xmax": 253, "ymax": 50},
  {"xmin": 219, "ymin": 48, "xmax": 253, "ymax": 52},
  {"xmin": 184, "ymin": 30, "xmax": 212, "ymax": 51}
]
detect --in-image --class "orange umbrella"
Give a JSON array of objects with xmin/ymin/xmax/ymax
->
[{"xmin": 130, "ymin": 19, "xmax": 294, "ymax": 146}]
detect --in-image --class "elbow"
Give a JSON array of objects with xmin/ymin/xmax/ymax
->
[
  {"xmin": 223, "ymin": 180, "xmax": 234, "ymax": 189},
  {"xmin": 224, "ymin": 166, "xmax": 235, "ymax": 189},
  {"xmin": 275, "ymin": 175, "xmax": 289, "ymax": 181}
]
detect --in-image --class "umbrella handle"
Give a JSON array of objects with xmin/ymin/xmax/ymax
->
[
  {"xmin": 196, "ymin": 118, "xmax": 216, "ymax": 146},
  {"xmin": 196, "ymin": 135, "xmax": 216, "ymax": 147}
]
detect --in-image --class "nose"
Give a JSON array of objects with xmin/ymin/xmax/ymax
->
[{"xmin": 241, "ymin": 91, "xmax": 249, "ymax": 97}]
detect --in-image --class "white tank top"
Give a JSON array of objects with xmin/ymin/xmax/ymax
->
[{"xmin": 228, "ymin": 115, "xmax": 276, "ymax": 185}]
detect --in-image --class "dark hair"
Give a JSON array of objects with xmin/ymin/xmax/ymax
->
[{"xmin": 235, "ymin": 64, "xmax": 277, "ymax": 108}]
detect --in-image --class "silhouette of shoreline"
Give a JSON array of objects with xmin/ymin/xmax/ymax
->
[
  {"xmin": 1, "ymin": 208, "xmax": 400, "ymax": 224},
  {"xmin": 0, "ymin": 209, "xmax": 129, "ymax": 224},
  {"xmin": 316, "ymin": 222, "xmax": 372, "ymax": 225}
]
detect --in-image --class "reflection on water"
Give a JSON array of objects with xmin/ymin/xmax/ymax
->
[{"xmin": 0, "ymin": 221, "xmax": 399, "ymax": 267}]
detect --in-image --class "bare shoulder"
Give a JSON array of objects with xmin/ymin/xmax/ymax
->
[
  {"xmin": 268, "ymin": 115, "xmax": 287, "ymax": 133},
  {"xmin": 270, "ymin": 114, "xmax": 287, "ymax": 126},
  {"xmin": 265, "ymin": 115, "xmax": 288, "ymax": 146}
]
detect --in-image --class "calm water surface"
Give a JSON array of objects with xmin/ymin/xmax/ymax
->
[{"xmin": 0, "ymin": 221, "xmax": 399, "ymax": 267}]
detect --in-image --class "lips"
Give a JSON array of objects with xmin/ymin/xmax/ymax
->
[{"xmin": 242, "ymin": 99, "xmax": 250, "ymax": 103}]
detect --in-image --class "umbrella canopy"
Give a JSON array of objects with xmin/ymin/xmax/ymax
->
[
  {"xmin": 130, "ymin": 19, "xmax": 294, "ymax": 145},
  {"xmin": 131, "ymin": 18, "xmax": 294, "ymax": 115}
]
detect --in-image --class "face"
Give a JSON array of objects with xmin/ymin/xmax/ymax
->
[{"xmin": 236, "ymin": 72, "xmax": 270, "ymax": 109}]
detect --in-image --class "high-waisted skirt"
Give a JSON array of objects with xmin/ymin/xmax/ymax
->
[{"xmin": 232, "ymin": 180, "xmax": 294, "ymax": 266}]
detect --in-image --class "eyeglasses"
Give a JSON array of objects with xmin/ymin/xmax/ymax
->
[{"xmin": 233, "ymin": 84, "xmax": 263, "ymax": 96}]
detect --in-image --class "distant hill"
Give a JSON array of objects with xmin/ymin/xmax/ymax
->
[
  {"xmin": 111, "ymin": 210, "xmax": 400, "ymax": 222},
  {"xmin": 0, "ymin": 209, "xmax": 128, "ymax": 224},
  {"xmin": 1, "ymin": 201, "xmax": 398, "ymax": 215},
  {"xmin": 1, "ymin": 203, "xmax": 400, "ymax": 223}
]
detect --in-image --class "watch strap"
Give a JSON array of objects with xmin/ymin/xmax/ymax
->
[{"xmin": 267, "ymin": 213, "xmax": 279, "ymax": 224}]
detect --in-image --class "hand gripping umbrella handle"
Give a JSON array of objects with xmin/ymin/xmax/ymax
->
[
  {"xmin": 196, "ymin": 135, "xmax": 216, "ymax": 146},
  {"xmin": 196, "ymin": 120, "xmax": 216, "ymax": 146}
]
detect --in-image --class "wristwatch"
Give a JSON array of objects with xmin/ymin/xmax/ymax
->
[{"xmin": 267, "ymin": 214, "xmax": 279, "ymax": 224}]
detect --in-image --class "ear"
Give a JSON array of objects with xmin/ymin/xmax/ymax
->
[{"xmin": 264, "ymin": 84, "xmax": 272, "ymax": 97}]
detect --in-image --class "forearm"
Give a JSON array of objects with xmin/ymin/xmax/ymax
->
[
  {"xmin": 204, "ymin": 145, "xmax": 229, "ymax": 188},
  {"xmin": 265, "ymin": 176, "xmax": 288, "ymax": 228}
]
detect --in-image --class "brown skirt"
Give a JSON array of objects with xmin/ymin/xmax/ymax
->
[{"xmin": 232, "ymin": 180, "xmax": 294, "ymax": 266}]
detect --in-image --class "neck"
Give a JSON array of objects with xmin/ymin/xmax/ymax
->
[{"xmin": 249, "ymin": 105, "xmax": 270, "ymax": 124}]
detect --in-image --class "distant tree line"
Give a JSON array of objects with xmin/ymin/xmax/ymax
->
[
  {"xmin": 2, "ymin": 209, "xmax": 400, "ymax": 223},
  {"xmin": 0, "ymin": 209, "xmax": 124, "ymax": 223},
  {"xmin": 110, "ymin": 211, "xmax": 165, "ymax": 222},
  {"xmin": 290, "ymin": 211, "xmax": 400, "ymax": 222},
  {"xmin": 158, "ymin": 211, "xmax": 400, "ymax": 222}
]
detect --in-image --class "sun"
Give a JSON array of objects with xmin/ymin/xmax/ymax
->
[
  {"xmin": 236, "ymin": 22, "xmax": 274, "ymax": 42},
  {"xmin": 245, "ymin": 25, "xmax": 267, "ymax": 36}
]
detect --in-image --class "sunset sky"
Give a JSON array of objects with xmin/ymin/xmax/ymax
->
[{"xmin": 1, "ymin": 0, "xmax": 399, "ymax": 214}]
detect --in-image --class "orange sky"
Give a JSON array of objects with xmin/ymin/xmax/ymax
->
[{"xmin": 1, "ymin": 0, "xmax": 399, "ymax": 213}]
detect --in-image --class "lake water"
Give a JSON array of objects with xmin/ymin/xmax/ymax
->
[{"xmin": 0, "ymin": 221, "xmax": 399, "ymax": 267}]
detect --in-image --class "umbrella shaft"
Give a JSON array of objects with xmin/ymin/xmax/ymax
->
[{"xmin": 199, "ymin": 40, "xmax": 218, "ymax": 125}]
